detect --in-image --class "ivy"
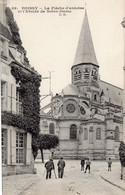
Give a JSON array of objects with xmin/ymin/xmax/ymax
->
[
  {"xmin": 5, "ymin": 7, "xmax": 22, "ymax": 46},
  {"xmin": 119, "ymin": 141, "xmax": 125, "ymax": 167},
  {"xmin": 2, "ymin": 65, "xmax": 41, "ymax": 159}
]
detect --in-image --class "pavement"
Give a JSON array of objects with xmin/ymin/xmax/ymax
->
[{"xmin": 2, "ymin": 160, "xmax": 125, "ymax": 195}]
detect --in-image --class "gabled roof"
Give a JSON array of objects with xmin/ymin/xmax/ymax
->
[
  {"xmin": 99, "ymin": 80, "xmax": 123, "ymax": 106},
  {"xmin": 73, "ymin": 10, "xmax": 98, "ymax": 66}
]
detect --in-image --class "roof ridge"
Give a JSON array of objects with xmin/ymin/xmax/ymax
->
[{"xmin": 100, "ymin": 80, "xmax": 123, "ymax": 90}]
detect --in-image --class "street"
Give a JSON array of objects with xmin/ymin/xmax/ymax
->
[{"xmin": 19, "ymin": 160, "xmax": 125, "ymax": 195}]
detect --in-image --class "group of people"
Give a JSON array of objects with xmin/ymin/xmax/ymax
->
[
  {"xmin": 80, "ymin": 157, "xmax": 91, "ymax": 173},
  {"xmin": 45, "ymin": 157, "xmax": 65, "ymax": 179},
  {"xmin": 44, "ymin": 156, "xmax": 112, "ymax": 179},
  {"xmin": 80, "ymin": 157, "xmax": 112, "ymax": 173}
]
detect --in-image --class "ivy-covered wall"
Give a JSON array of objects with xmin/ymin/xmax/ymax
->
[
  {"xmin": 2, "ymin": 65, "xmax": 41, "ymax": 158},
  {"xmin": 5, "ymin": 7, "xmax": 22, "ymax": 46}
]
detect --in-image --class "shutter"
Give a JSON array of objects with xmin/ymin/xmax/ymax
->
[
  {"xmin": 11, "ymin": 130, "xmax": 16, "ymax": 164},
  {"xmin": 7, "ymin": 82, "xmax": 12, "ymax": 112},
  {"xmin": 11, "ymin": 84, "xmax": 16, "ymax": 113},
  {"xmin": 26, "ymin": 133, "xmax": 32, "ymax": 165},
  {"xmin": 5, "ymin": 82, "xmax": 8, "ymax": 110}
]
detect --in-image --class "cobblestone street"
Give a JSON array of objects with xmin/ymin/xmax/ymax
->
[{"xmin": 2, "ymin": 160, "xmax": 125, "ymax": 195}]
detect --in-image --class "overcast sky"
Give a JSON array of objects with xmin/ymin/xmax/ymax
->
[{"xmin": 8, "ymin": 0, "xmax": 125, "ymax": 107}]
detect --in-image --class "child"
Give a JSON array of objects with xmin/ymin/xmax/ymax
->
[
  {"xmin": 107, "ymin": 158, "xmax": 112, "ymax": 171},
  {"xmin": 84, "ymin": 158, "xmax": 91, "ymax": 173},
  {"xmin": 80, "ymin": 157, "xmax": 85, "ymax": 171}
]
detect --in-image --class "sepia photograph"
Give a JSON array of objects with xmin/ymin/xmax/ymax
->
[{"xmin": 0, "ymin": 0, "xmax": 125, "ymax": 194}]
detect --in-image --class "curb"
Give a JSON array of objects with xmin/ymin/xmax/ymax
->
[
  {"xmin": 17, "ymin": 176, "xmax": 40, "ymax": 195},
  {"xmin": 100, "ymin": 176, "xmax": 125, "ymax": 192}
]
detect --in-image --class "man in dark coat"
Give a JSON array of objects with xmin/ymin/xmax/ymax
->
[
  {"xmin": 45, "ymin": 158, "xmax": 55, "ymax": 179},
  {"xmin": 80, "ymin": 157, "xmax": 85, "ymax": 171},
  {"xmin": 57, "ymin": 157, "xmax": 65, "ymax": 178}
]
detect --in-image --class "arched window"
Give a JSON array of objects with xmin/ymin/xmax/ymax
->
[
  {"xmin": 115, "ymin": 126, "xmax": 119, "ymax": 141},
  {"xmin": 49, "ymin": 123, "xmax": 55, "ymax": 134},
  {"xmin": 94, "ymin": 94, "xmax": 97, "ymax": 101},
  {"xmin": 70, "ymin": 124, "xmax": 77, "ymax": 140},
  {"xmin": 84, "ymin": 128, "xmax": 88, "ymax": 140},
  {"xmin": 74, "ymin": 68, "xmax": 82, "ymax": 81},
  {"xmin": 96, "ymin": 128, "xmax": 101, "ymax": 140},
  {"xmin": 83, "ymin": 68, "xmax": 90, "ymax": 79}
]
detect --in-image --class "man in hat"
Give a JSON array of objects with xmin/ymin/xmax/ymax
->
[
  {"xmin": 45, "ymin": 158, "xmax": 55, "ymax": 179},
  {"xmin": 57, "ymin": 157, "xmax": 65, "ymax": 178}
]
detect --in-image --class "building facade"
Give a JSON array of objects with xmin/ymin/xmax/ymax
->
[
  {"xmin": 121, "ymin": 17, "xmax": 125, "ymax": 179},
  {"xmin": 1, "ymin": 2, "xmax": 41, "ymax": 175},
  {"xmin": 40, "ymin": 11, "xmax": 123, "ymax": 160}
]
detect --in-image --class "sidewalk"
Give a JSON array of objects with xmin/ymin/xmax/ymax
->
[
  {"xmin": 2, "ymin": 174, "xmax": 40, "ymax": 195},
  {"xmin": 98, "ymin": 162, "xmax": 125, "ymax": 192}
]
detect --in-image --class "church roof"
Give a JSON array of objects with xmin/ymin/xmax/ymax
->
[
  {"xmin": 73, "ymin": 10, "xmax": 98, "ymax": 66},
  {"xmin": 58, "ymin": 81, "xmax": 123, "ymax": 107},
  {"xmin": 99, "ymin": 80, "xmax": 123, "ymax": 106},
  {"xmin": 60, "ymin": 84, "xmax": 84, "ymax": 96}
]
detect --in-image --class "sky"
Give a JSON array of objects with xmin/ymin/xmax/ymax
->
[{"xmin": 7, "ymin": 0, "xmax": 125, "ymax": 107}]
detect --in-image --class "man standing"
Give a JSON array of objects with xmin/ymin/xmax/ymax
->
[
  {"xmin": 57, "ymin": 157, "xmax": 65, "ymax": 178},
  {"xmin": 80, "ymin": 157, "xmax": 85, "ymax": 171},
  {"xmin": 45, "ymin": 158, "xmax": 55, "ymax": 179},
  {"xmin": 84, "ymin": 158, "xmax": 91, "ymax": 173}
]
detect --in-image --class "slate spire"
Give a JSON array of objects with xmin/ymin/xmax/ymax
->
[{"xmin": 73, "ymin": 9, "xmax": 99, "ymax": 66}]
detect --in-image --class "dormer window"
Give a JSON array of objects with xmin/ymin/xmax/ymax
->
[
  {"xmin": 0, "ymin": 38, "xmax": 8, "ymax": 60},
  {"xmin": 83, "ymin": 68, "xmax": 90, "ymax": 79},
  {"xmin": 17, "ymin": 50, "xmax": 24, "ymax": 64},
  {"xmin": 74, "ymin": 68, "xmax": 82, "ymax": 81}
]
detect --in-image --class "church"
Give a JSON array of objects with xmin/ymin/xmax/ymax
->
[{"xmin": 40, "ymin": 10, "xmax": 123, "ymax": 160}]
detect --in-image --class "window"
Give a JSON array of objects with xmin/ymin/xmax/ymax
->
[
  {"xmin": 16, "ymin": 132, "xmax": 25, "ymax": 163},
  {"xmin": 84, "ymin": 128, "xmax": 88, "ymax": 140},
  {"xmin": 83, "ymin": 68, "xmax": 90, "ymax": 79},
  {"xmin": 17, "ymin": 50, "xmax": 24, "ymax": 63},
  {"xmin": 115, "ymin": 126, "xmax": 119, "ymax": 142},
  {"xmin": 1, "ymin": 81, "xmax": 6, "ymax": 111},
  {"xmin": 66, "ymin": 104, "xmax": 75, "ymax": 113},
  {"xmin": 92, "ymin": 68, "xmax": 98, "ymax": 80},
  {"xmin": 96, "ymin": 128, "xmax": 101, "ymax": 140},
  {"xmin": 1, "ymin": 129, "xmax": 7, "ymax": 164},
  {"xmin": 94, "ymin": 94, "xmax": 97, "ymax": 101},
  {"xmin": 70, "ymin": 124, "xmax": 77, "ymax": 140},
  {"xmin": 16, "ymin": 88, "xmax": 23, "ymax": 115},
  {"xmin": 89, "ymin": 126, "xmax": 93, "ymax": 144},
  {"xmin": 74, "ymin": 69, "xmax": 82, "ymax": 81},
  {"xmin": 49, "ymin": 123, "xmax": 55, "ymax": 134},
  {"xmin": 1, "ymin": 39, "xmax": 6, "ymax": 56},
  {"xmin": 80, "ymin": 106, "xmax": 86, "ymax": 115}
]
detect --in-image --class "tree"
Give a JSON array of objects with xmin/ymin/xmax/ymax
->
[{"xmin": 39, "ymin": 134, "xmax": 59, "ymax": 163}]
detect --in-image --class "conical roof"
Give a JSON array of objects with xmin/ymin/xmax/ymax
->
[{"xmin": 73, "ymin": 10, "xmax": 98, "ymax": 66}]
